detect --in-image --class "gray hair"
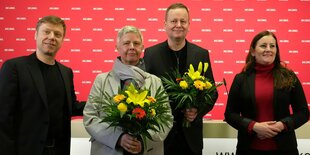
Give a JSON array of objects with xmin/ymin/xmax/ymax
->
[{"xmin": 117, "ymin": 25, "xmax": 143, "ymax": 44}]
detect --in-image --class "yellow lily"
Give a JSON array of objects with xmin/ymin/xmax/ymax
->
[
  {"xmin": 204, "ymin": 62, "xmax": 209, "ymax": 73},
  {"xmin": 187, "ymin": 64, "xmax": 202, "ymax": 80},
  {"xmin": 205, "ymin": 81, "xmax": 213, "ymax": 89},
  {"xmin": 125, "ymin": 83, "xmax": 148, "ymax": 107},
  {"xmin": 198, "ymin": 62, "xmax": 203, "ymax": 73}
]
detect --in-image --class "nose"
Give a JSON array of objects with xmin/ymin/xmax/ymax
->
[
  {"xmin": 48, "ymin": 32, "xmax": 56, "ymax": 39},
  {"xmin": 129, "ymin": 42, "xmax": 135, "ymax": 49},
  {"xmin": 176, "ymin": 21, "xmax": 182, "ymax": 27}
]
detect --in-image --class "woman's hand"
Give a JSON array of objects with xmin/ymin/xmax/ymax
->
[
  {"xmin": 119, "ymin": 133, "xmax": 142, "ymax": 154},
  {"xmin": 253, "ymin": 121, "xmax": 284, "ymax": 139}
]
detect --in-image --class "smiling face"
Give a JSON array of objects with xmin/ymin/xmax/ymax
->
[
  {"xmin": 116, "ymin": 32, "xmax": 144, "ymax": 65},
  {"xmin": 165, "ymin": 8, "xmax": 190, "ymax": 42},
  {"xmin": 35, "ymin": 22, "xmax": 65, "ymax": 57},
  {"xmin": 251, "ymin": 35, "xmax": 277, "ymax": 65}
]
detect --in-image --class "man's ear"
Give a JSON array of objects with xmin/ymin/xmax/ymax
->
[{"xmin": 34, "ymin": 31, "xmax": 37, "ymax": 40}]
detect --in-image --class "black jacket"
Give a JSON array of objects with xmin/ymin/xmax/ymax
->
[
  {"xmin": 144, "ymin": 40, "xmax": 218, "ymax": 153},
  {"xmin": 224, "ymin": 71, "xmax": 309, "ymax": 151},
  {"xmin": 0, "ymin": 52, "xmax": 80, "ymax": 155}
]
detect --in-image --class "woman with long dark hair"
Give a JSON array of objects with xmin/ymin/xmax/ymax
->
[{"xmin": 225, "ymin": 30, "xmax": 309, "ymax": 155}]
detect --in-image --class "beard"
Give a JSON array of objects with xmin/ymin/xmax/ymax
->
[
  {"xmin": 41, "ymin": 44, "xmax": 59, "ymax": 57},
  {"xmin": 41, "ymin": 48, "xmax": 57, "ymax": 57},
  {"xmin": 45, "ymin": 52, "xmax": 55, "ymax": 57}
]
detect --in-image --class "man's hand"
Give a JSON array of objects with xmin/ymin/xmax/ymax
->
[{"xmin": 184, "ymin": 107, "xmax": 198, "ymax": 122}]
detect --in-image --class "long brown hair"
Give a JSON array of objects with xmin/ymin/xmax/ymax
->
[{"xmin": 243, "ymin": 30, "xmax": 296, "ymax": 89}]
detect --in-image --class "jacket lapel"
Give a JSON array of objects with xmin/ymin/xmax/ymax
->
[
  {"xmin": 186, "ymin": 41, "xmax": 196, "ymax": 69},
  {"xmin": 26, "ymin": 53, "xmax": 48, "ymax": 108},
  {"xmin": 247, "ymin": 73, "xmax": 257, "ymax": 116},
  {"xmin": 108, "ymin": 71, "xmax": 121, "ymax": 95},
  {"xmin": 58, "ymin": 63, "xmax": 72, "ymax": 114}
]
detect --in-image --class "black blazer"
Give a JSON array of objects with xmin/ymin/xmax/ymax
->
[
  {"xmin": 0, "ymin": 52, "xmax": 78, "ymax": 155},
  {"xmin": 144, "ymin": 40, "xmax": 218, "ymax": 152},
  {"xmin": 224, "ymin": 71, "xmax": 309, "ymax": 151}
]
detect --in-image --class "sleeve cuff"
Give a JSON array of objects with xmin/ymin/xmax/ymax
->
[
  {"xmin": 280, "ymin": 121, "xmax": 288, "ymax": 132},
  {"xmin": 247, "ymin": 121, "xmax": 256, "ymax": 134}
]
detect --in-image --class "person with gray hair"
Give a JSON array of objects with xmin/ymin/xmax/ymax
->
[{"xmin": 83, "ymin": 25, "xmax": 173, "ymax": 155}]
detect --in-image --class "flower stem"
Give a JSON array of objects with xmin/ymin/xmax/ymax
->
[{"xmin": 182, "ymin": 119, "xmax": 191, "ymax": 128}]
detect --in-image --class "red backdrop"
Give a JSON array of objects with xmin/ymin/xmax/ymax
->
[{"xmin": 1, "ymin": 0, "xmax": 309, "ymax": 120}]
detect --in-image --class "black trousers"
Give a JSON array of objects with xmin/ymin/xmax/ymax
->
[
  {"xmin": 164, "ymin": 129, "xmax": 202, "ymax": 155},
  {"xmin": 42, "ymin": 138, "xmax": 69, "ymax": 155},
  {"xmin": 42, "ymin": 147, "xmax": 65, "ymax": 155}
]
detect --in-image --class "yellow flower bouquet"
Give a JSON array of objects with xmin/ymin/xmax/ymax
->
[
  {"xmin": 161, "ymin": 62, "xmax": 222, "ymax": 127},
  {"xmin": 99, "ymin": 83, "xmax": 172, "ymax": 142}
]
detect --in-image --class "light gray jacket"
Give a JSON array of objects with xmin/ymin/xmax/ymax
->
[{"xmin": 83, "ymin": 70, "xmax": 173, "ymax": 155}]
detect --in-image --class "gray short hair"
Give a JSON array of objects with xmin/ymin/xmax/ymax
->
[{"xmin": 117, "ymin": 25, "xmax": 143, "ymax": 44}]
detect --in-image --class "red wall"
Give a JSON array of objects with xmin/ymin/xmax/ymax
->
[{"xmin": 1, "ymin": 0, "xmax": 309, "ymax": 120}]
